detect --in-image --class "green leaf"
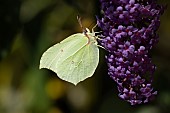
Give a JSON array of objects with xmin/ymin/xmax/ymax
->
[{"xmin": 39, "ymin": 29, "xmax": 99, "ymax": 85}]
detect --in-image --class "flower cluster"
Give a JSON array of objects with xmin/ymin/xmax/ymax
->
[{"xmin": 97, "ymin": 0, "xmax": 164, "ymax": 105}]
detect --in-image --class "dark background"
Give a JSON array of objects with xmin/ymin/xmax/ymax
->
[{"xmin": 0, "ymin": 0, "xmax": 170, "ymax": 113}]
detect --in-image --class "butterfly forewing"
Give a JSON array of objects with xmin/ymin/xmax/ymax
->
[{"xmin": 39, "ymin": 33, "xmax": 88, "ymax": 71}]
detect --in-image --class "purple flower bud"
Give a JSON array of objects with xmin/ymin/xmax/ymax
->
[
  {"xmin": 119, "ymin": 14, "xmax": 124, "ymax": 19},
  {"xmin": 133, "ymin": 61, "xmax": 138, "ymax": 66},
  {"xmin": 118, "ymin": 25, "xmax": 124, "ymax": 30},
  {"xmin": 118, "ymin": 58, "xmax": 124, "ymax": 62},
  {"xmin": 129, "ymin": 0, "xmax": 135, "ymax": 5},
  {"xmin": 110, "ymin": 66, "xmax": 115, "ymax": 71},
  {"xmin": 125, "ymin": 5, "xmax": 130, "ymax": 10},
  {"xmin": 98, "ymin": 0, "xmax": 165, "ymax": 105},
  {"xmin": 117, "ymin": 6, "xmax": 123, "ymax": 11},
  {"xmin": 129, "ymin": 45, "xmax": 135, "ymax": 53},
  {"xmin": 130, "ymin": 8, "xmax": 135, "ymax": 13}
]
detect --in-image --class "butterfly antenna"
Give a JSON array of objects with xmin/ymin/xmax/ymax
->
[
  {"xmin": 77, "ymin": 15, "xmax": 87, "ymax": 34},
  {"xmin": 92, "ymin": 23, "xmax": 98, "ymax": 33}
]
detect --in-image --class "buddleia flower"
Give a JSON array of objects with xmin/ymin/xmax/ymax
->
[{"xmin": 97, "ymin": 0, "xmax": 165, "ymax": 105}]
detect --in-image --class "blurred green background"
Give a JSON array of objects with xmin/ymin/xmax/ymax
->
[{"xmin": 0, "ymin": 0, "xmax": 170, "ymax": 113}]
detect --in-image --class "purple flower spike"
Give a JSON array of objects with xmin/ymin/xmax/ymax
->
[{"xmin": 97, "ymin": 0, "xmax": 165, "ymax": 105}]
